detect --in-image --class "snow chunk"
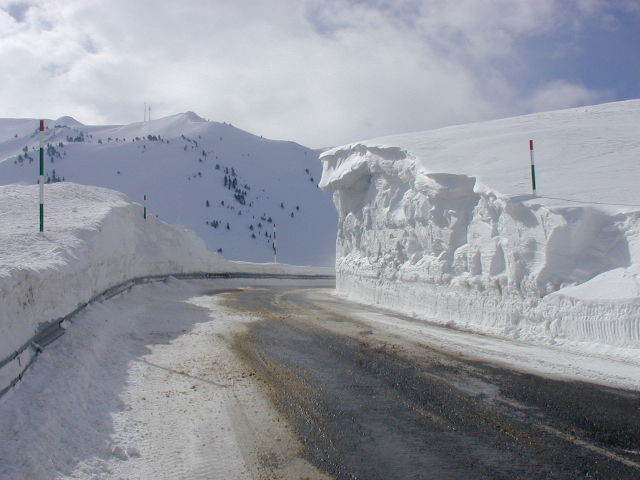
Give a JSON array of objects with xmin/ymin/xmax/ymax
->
[{"xmin": 110, "ymin": 445, "xmax": 129, "ymax": 460}]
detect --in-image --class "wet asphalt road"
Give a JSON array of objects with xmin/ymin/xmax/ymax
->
[{"xmin": 221, "ymin": 286, "xmax": 640, "ymax": 480}]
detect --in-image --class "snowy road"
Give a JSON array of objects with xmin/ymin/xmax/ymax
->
[
  {"xmin": 0, "ymin": 279, "xmax": 333, "ymax": 480},
  {"xmin": 2, "ymin": 279, "xmax": 640, "ymax": 479}
]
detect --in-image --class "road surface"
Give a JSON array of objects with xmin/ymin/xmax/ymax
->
[
  {"xmin": 222, "ymin": 285, "xmax": 640, "ymax": 480},
  {"xmin": 3, "ymin": 279, "xmax": 640, "ymax": 480}
]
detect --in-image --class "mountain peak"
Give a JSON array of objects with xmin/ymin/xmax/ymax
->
[
  {"xmin": 55, "ymin": 116, "xmax": 84, "ymax": 127},
  {"xmin": 183, "ymin": 111, "xmax": 206, "ymax": 122}
]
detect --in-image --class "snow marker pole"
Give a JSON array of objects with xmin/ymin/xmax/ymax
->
[
  {"xmin": 273, "ymin": 223, "xmax": 277, "ymax": 263},
  {"xmin": 529, "ymin": 139, "xmax": 537, "ymax": 196},
  {"xmin": 143, "ymin": 194, "xmax": 147, "ymax": 220},
  {"xmin": 39, "ymin": 120, "xmax": 44, "ymax": 232}
]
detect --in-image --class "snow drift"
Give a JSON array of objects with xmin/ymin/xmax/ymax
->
[
  {"xmin": 0, "ymin": 183, "xmax": 331, "ymax": 395},
  {"xmin": 320, "ymin": 99, "xmax": 640, "ymax": 350}
]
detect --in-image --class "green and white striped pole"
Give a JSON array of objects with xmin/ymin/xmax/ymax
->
[{"xmin": 39, "ymin": 120, "xmax": 44, "ymax": 232}]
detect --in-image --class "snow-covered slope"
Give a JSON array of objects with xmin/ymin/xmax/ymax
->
[
  {"xmin": 0, "ymin": 112, "xmax": 336, "ymax": 265},
  {"xmin": 320, "ymin": 99, "xmax": 640, "ymax": 350}
]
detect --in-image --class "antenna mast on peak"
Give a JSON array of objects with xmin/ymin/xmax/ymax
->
[{"xmin": 143, "ymin": 103, "xmax": 151, "ymax": 122}]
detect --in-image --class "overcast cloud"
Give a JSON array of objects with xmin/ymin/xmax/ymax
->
[{"xmin": 0, "ymin": 0, "xmax": 638, "ymax": 147}]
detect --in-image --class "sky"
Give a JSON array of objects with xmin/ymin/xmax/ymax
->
[{"xmin": 0, "ymin": 0, "xmax": 638, "ymax": 148}]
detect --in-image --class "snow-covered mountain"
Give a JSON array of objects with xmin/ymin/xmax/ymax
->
[
  {"xmin": 320, "ymin": 99, "xmax": 640, "ymax": 350},
  {"xmin": 0, "ymin": 112, "xmax": 337, "ymax": 265}
]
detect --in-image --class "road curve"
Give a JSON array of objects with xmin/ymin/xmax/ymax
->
[{"xmin": 220, "ymin": 285, "xmax": 640, "ymax": 480}]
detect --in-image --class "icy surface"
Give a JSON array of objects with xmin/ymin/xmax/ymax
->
[
  {"xmin": 320, "ymin": 99, "xmax": 640, "ymax": 349},
  {"xmin": 0, "ymin": 112, "xmax": 337, "ymax": 265}
]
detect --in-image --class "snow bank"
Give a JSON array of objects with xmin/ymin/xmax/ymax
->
[
  {"xmin": 320, "ymin": 99, "xmax": 640, "ymax": 350},
  {"xmin": 0, "ymin": 183, "xmax": 331, "ymax": 394}
]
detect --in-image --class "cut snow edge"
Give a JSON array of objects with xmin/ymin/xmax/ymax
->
[{"xmin": 320, "ymin": 100, "xmax": 640, "ymax": 352}]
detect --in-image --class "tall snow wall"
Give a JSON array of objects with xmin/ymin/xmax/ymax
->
[
  {"xmin": 0, "ymin": 183, "xmax": 226, "ymax": 390},
  {"xmin": 0, "ymin": 183, "xmax": 332, "ymax": 395},
  {"xmin": 320, "ymin": 113, "xmax": 640, "ymax": 350}
]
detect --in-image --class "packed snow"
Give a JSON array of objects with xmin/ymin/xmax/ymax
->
[
  {"xmin": 0, "ymin": 112, "xmax": 337, "ymax": 265},
  {"xmin": 0, "ymin": 183, "xmax": 331, "ymax": 396},
  {"xmin": 320, "ymin": 99, "xmax": 640, "ymax": 350},
  {"xmin": 0, "ymin": 279, "xmax": 333, "ymax": 480}
]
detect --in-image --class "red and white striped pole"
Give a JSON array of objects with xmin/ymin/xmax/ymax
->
[
  {"xmin": 529, "ymin": 139, "xmax": 537, "ymax": 196},
  {"xmin": 39, "ymin": 120, "xmax": 44, "ymax": 232}
]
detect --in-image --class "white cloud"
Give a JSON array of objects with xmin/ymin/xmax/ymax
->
[
  {"xmin": 0, "ymin": 0, "xmax": 625, "ymax": 147},
  {"xmin": 526, "ymin": 80, "xmax": 606, "ymax": 112}
]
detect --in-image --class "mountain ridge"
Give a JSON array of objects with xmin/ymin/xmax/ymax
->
[{"xmin": 0, "ymin": 112, "xmax": 337, "ymax": 265}]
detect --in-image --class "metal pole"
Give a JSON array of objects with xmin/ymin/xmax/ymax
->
[
  {"xmin": 273, "ymin": 223, "xmax": 277, "ymax": 263},
  {"xmin": 529, "ymin": 139, "xmax": 537, "ymax": 196},
  {"xmin": 39, "ymin": 120, "xmax": 44, "ymax": 232},
  {"xmin": 143, "ymin": 194, "xmax": 147, "ymax": 219}
]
